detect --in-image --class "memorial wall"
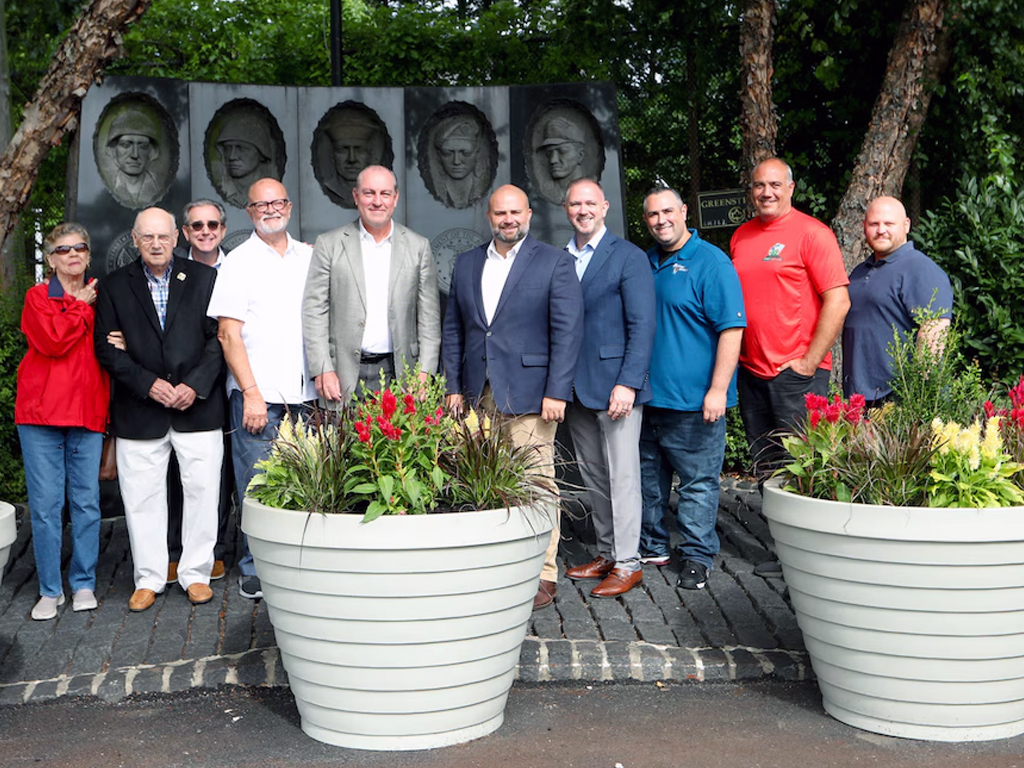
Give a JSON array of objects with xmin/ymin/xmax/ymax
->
[{"xmin": 76, "ymin": 77, "xmax": 625, "ymax": 294}]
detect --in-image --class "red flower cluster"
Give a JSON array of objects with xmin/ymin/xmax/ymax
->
[
  {"xmin": 985, "ymin": 376, "xmax": 1024, "ymax": 428},
  {"xmin": 804, "ymin": 392, "xmax": 866, "ymax": 428}
]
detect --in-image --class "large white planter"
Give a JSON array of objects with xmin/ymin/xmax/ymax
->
[
  {"xmin": 0, "ymin": 502, "xmax": 16, "ymax": 588},
  {"xmin": 241, "ymin": 497, "xmax": 554, "ymax": 751},
  {"xmin": 763, "ymin": 479, "xmax": 1024, "ymax": 742}
]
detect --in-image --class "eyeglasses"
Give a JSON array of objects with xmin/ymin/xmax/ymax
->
[
  {"xmin": 189, "ymin": 220, "xmax": 223, "ymax": 232},
  {"xmin": 134, "ymin": 232, "xmax": 174, "ymax": 245},
  {"xmin": 246, "ymin": 198, "xmax": 289, "ymax": 213},
  {"xmin": 51, "ymin": 242, "xmax": 90, "ymax": 255}
]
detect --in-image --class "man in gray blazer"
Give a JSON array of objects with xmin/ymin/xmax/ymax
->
[{"xmin": 303, "ymin": 165, "xmax": 442, "ymax": 401}]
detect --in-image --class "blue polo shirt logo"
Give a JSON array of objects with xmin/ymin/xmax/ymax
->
[
  {"xmin": 764, "ymin": 243, "xmax": 785, "ymax": 260},
  {"xmin": 672, "ymin": 264, "xmax": 688, "ymax": 273}
]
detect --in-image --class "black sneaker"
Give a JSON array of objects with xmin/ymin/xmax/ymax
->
[
  {"xmin": 238, "ymin": 575, "xmax": 263, "ymax": 599},
  {"xmin": 753, "ymin": 559, "xmax": 783, "ymax": 578},
  {"xmin": 677, "ymin": 560, "xmax": 709, "ymax": 590}
]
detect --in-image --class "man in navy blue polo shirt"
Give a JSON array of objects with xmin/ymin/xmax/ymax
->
[
  {"xmin": 638, "ymin": 186, "xmax": 746, "ymax": 590},
  {"xmin": 842, "ymin": 196, "xmax": 953, "ymax": 403}
]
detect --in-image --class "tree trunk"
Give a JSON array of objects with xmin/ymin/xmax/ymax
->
[
  {"xmin": 831, "ymin": 0, "xmax": 952, "ymax": 271},
  {"xmin": 738, "ymin": 0, "xmax": 777, "ymax": 188},
  {"xmin": 0, "ymin": 0, "xmax": 152, "ymax": 291}
]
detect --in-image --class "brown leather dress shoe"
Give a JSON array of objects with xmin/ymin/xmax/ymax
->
[
  {"xmin": 187, "ymin": 583, "xmax": 214, "ymax": 605},
  {"xmin": 590, "ymin": 568, "xmax": 642, "ymax": 598},
  {"xmin": 532, "ymin": 579, "xmax": 557, "ymax": 611},
  {"xmin": 565, "ymin": 556, "xmax": 616, "ymax": 581},
  {"xmin": 210, "ymin": 560, "xmax": 226, "ymax": 580},
  {"xmin": 167, "ymin": 561, "xmax": 178, "ymax": 582},
  {"xmin": 129, "ymin": 589, "xmax": 157, "ymax": 612}
]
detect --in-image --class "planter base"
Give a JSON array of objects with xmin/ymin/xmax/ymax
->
[
  {"xmin": 763, "ymin": 480, "xmax": 1024, "ymax": 742},
  {"xmin": 0, "ymin": 502, "xmax": 15, "ymax": 588},
  {"xmin": 242, "ymin": 499, "xmax": 554, "ymax": 751}
]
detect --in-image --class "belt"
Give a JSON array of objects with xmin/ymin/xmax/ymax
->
[{"xmin": 359, "ymin": 351, "xmax": 394, "ymax": 365}]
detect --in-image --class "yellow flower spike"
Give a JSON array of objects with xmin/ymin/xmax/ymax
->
[
  {"xmin": 983, "ymin": 416, "xmax": 1004, "ymax": 458},
  {"xmin": 482, "ymin": 414, "xmax": 491, "ymax": 438},
  {"xmin": 464, "ymin": 409, "xmax": 480, "ymax": 434}
]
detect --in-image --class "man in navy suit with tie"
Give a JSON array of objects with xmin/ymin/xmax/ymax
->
[
  {"xmin": 560, "ymin": 178, "xmax": 655, "ymax": 598},
  {"xmin": 442, "ymin": 184, "xmax": 583, "ymax": 611}
]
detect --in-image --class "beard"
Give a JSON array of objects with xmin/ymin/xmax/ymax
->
[
  {"xmin": 256, "ymin": 213, "xmax": 289, "ymax": 235},
  {"xmin": 491, "ymin": 220, "xmax": 529, "ymax": 245}
]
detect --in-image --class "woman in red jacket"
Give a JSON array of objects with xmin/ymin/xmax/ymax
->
[{"xmin": 16, "ymin": 223, "xmax": 110, "ymax": 620}]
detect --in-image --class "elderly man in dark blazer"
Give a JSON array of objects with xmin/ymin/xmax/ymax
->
[
  {"xmin": 442, "ymin": 184, "xmax": 584, "ymax": 611},
  {"xmin": 303, "ymin": 165, "xmax": 441, "ymax": 402},
  {"xmin": 560, "ymin": 178, "xmax": 655, "ymax": 599},
  {"xmin": 95, "ymin": 207, "xmax": 224, "ymax": 612}
]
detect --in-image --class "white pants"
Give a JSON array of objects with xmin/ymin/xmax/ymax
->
[{"xmin": 117, "ymin": 428, "xmax": 223, "ymax": 592}]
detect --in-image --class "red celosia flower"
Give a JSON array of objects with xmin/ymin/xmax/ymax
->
[
  {"xmin": 381, "ymin": 389, "xmax": 397, "ymax": 420},
  {"xmin": 403, "ymin": 393, "xmax": 416, "ymax": 414},
  {"xmin": 805, "ymin": 393, "xmax": 829, "ymax": 411},
  {"xmin": 985, "ymin": 400, "xmax": 996, "ymax": 418},
  {"xmin": 824, "ymin": 404, "xmax": 842, "ymax": 424},
  {"xmin": 808, "ymin": 410, "xmax": 822, "ymax": 428},
  {"xmin": 848, "ymin": 393, "xmax": 866, "ymax": 411}
]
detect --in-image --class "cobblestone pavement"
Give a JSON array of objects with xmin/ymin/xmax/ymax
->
[{"xmin": 0, "ymin": 478, "xmax": 811, "ymax": 706}]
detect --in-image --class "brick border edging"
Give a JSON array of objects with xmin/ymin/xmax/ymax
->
[{"xmin": 0, "ymin": 639, "xmax": 814, "ymax": 706}]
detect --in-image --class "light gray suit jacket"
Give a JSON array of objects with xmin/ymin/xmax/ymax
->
[{"xmin": 303, "ymin": 220, "xmax": 442, "ymax": 400}]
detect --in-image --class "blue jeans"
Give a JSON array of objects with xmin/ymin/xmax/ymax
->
[
  {"xmin": 18, "ymin": 425, "xmax": 103, "ymax": 597},
  {"xmin": 229, "ymin": 391, "xmax": 312, "ymax": 576},
  {"xmin": 639, "ymin": 407, "xmax": 725, "ymax": 570}
]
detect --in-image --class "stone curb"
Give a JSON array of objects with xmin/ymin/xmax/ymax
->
[{"xmin": 0, "ymin": 638, "xmax": 813, "ymax": 707}]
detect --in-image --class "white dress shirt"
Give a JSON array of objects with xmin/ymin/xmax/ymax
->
[
  {"xmin": 566, "ymin": 225, "xmax": 607, "ymax": 280},
  {"xmin": 359, "ymin": 220, "xmax": 393, "ymax": 354},
  {"xmin": 206, "ymin": 231, "xmax": 316, "ymax": 404},
  {"xmin": 482, "ymin": 238, "xmax": 526, "ymax": 325}
]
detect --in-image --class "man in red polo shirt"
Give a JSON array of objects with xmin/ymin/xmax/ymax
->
[{"xmin": 730, "ymin": 158, "xmax": 850, "ymax": 577}]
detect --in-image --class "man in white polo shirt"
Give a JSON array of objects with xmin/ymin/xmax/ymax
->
[{"xmin": 207, "ymin": 178, "xmax": 316, "ymax": 600}]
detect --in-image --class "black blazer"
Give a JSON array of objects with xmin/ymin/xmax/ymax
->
[{"xmin": 94, "ymin": 257, "xmax": 225, "ymax": 439}]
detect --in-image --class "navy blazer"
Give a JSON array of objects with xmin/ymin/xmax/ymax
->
[
  {"xmin": 94, "ymin": 257, "xmax": 225, "ymax": 440},
  {"xmin": 442, "ymin": 235, "xmax": 583, "ymax": 415},
  {"xmin": 572, "ymin": 232, "xmax": 656, "ymax": 410}
]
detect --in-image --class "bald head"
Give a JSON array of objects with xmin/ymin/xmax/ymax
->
[
  {"xmin": 751, "ymin": 158, "xmax": 795, "ymax": 222},
  {"xmin": 487, "ymin": 185, "xmax": 532, "ymax": 252},
  {"xmin": 132, "ymin": 207, "xmax": 178, "ymax": 276},
  {"xmin": 246, "ymin": 177, "xmax": 292, "ymax": 238},
  {"xmin": 863, "ymin": 196, "xmax": 910, "ymax": 258}
]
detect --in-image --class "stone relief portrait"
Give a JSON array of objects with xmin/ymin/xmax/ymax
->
[
  {"xmin": 524, "ymin": 100, "xmax": 606, "ymax": 205},
  {"xmin": 204, "ymin": 99, "xmax": 286, "ymax": 209},
  {"xmin": 312, "ymin": 101, "xmax": 395, "ymax": 209},
  {"xmin": 417, "ymin": 102, "xmax": 497, "ymax": 210},
  {"xmin": 93, "ymin": 94, "xmax": 178, "ymax": 210}
]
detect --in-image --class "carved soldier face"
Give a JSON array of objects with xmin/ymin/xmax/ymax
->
[
  {"xmin": 545, "ymin": 141, "xmax": 585, "ymax": 181},
  {"xmin": 438, "ymin": 137, "xmax": 479, "ymax": 181},
  {"xmin": 219, "ymin": 140, "xmax": 263, "ymax": 179},
  {"xmin": 330, "ymin": 129, "xmax": 378, "ymax": 184},
  {"xmin": 112, "ymin": 134, "xmax": 157, "ymax": 177}
]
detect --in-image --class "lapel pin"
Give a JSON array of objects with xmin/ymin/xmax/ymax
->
[{"xmin": 176, "ymin": 272, "xmax": 186, "ymax": 281}]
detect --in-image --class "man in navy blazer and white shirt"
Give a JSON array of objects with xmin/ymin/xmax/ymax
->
[
  {"xmin": 442, "ymin": 184, "xmax": 583, "ymax": 611},
  {"xmin": 561, "ymin": 178, "xmax": 655, "ymax": 599}
]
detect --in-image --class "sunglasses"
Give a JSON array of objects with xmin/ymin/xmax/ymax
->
[
  {"xmin": 189, "ymin": 220, "xmax": 223, "ymax": 232},
  {"xmin": 51, "ymin": 242, "xmax": 90, "ymax": 255}
]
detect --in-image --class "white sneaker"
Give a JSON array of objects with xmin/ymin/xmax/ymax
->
[
  {"xmin": 72, "ymin": 588, "xmax": 98, "ymax": 612},
  {"xmin": 31, "ymin": 593, "xmax": 66, "ymax": 621}
]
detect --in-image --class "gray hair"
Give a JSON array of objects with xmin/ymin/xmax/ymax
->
[{"xmin": 182, "ymin": 198, "xmax": 226, "ymax": 225}]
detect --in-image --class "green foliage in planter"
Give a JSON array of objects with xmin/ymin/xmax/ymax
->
[
  {"xmin": 777, "ymin": 308, "xmax": 1023, "ymax": 507},
  {"xmin": 914, "ymin": 175, "xmax": 1024, "ymax": 383},
  {"xmin": 247, "ymin": 368, "xmax": 548, "ymax": 521}
]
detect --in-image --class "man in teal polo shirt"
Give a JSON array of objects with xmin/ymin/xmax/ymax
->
[{"xmin": 638, "ymin": 186, "xmax": 746, "ymax": 590}]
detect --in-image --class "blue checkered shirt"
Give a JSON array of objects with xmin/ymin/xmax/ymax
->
[{"xmin": 143, "ymin": 259, "xmax": 172, "ymax": 330}]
